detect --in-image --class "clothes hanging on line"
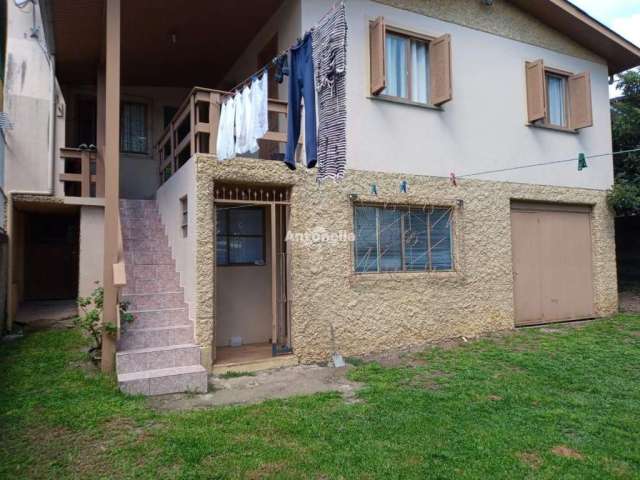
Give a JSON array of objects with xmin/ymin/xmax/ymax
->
[
  {"xmin": 312, "ymin": 2, "xmax": 347, "ymax": 181},
  {"xmin": 285, "ymin": 32, "xmax": 318, "ymax": 170},
  {"xmin": 274, "ymin": 53, "xmax": 289, "ymax": 83},
  {"xmin": 251, "ymin": 73, "xmax": 269, "ymax": 141},
  {"xmin": 216, "ymin": 96, "xmax": 236, "ymax": 160}
]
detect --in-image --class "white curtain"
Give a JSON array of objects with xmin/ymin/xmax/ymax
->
[
  {"xmin": 410, "ymin": 41, "xmax": 429, "ymax": 103},
  {"xmin": 547, "ymin": 75, "xmax": 566, "ymax": 126},
  {"xmin": 384, "ymin": 33, "xmax": 407, "ymax": 98}
]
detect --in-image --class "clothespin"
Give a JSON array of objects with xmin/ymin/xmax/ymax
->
[
  {"xmin": 370, "ymin": 183, "xmax": 378, "ymax": 195},
  {"xmin": 449, "ymin": 172, "xmax": 458, "ymax": 186},
  {"xmin": 578, "ymin": 153, "xmax": 587, "ymax": 171},
  {"xmin": 400, "ymin": 180, "xmax": 408, "ymax": 193}
]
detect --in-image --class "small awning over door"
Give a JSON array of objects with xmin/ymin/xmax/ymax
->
[{"xmin": 511, "ymin": 202, "xmax": 594, "ymax": 326}]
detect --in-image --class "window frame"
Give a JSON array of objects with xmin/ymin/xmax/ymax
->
[
  {"xmin": 216, "ymin": 206, "xmax": 267, "ymax": 267},
  {"xmin": 543, "ymin": 67, "xmax": 570, "ymax": 129},
  {"xmin": 375, "ymin": 25, "xmax": 437, "ymax": 108},
  {"xmin": 120, "ymin": 100, "xmax": 151, "ymax": 155},
  {"xmin": 180, "ymin": 195, "xmax": 188, "ymax": 238},
  {"xmin": 352, "ymin": 203, "xmax": 455, "ymax": 274}
]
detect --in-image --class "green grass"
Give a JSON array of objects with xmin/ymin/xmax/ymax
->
[
  {"xmin": 1, "ymin": 315, "xmax": 640, "ymax": 479},
  {"xmin": 218, "ymin": 371, "xmax": 256, "ymax": 379}
]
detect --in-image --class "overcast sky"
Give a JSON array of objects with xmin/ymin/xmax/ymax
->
[{"xmin": 570, "ymin": 0, "xmax": 640, "ymax": 97}]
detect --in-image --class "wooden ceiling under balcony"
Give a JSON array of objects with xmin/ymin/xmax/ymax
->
[{"xmin": 50, "ymin": 0, "xmax": 284, "ymax": 87}]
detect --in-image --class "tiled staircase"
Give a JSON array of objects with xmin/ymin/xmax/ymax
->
[{"xmin": 116, "ymin": 199, "xmax": 207, "ymax": 395}]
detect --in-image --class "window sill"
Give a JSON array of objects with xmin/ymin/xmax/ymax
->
[
  {"xmin": 368, "ymin": 94, "xmax": 443, "ymax": 111},
  {"xmin": 527, "ymin": 122, "xmax": 578, "ymax": 134}
]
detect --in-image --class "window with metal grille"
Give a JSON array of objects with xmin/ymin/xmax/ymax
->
[
  {"xmin": 353, "ymin": 205, "xmax": 453, "ymax": 273},
  {"xmin": 216, "ymin": 207, "xmax": 266, "ymax": 266},
  {"xmin": 120, "ymin": 102, "xmax": 148, "ymax": 154}
]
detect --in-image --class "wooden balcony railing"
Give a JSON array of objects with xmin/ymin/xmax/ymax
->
[
  {"xmin": 157, "ymin": 86, "xmax": 297, "ymax": 185},
  {"xmin": 59, "ymin": 147, "xmax": 104, "ymax": 198}
]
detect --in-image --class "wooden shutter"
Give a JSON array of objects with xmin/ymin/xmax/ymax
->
[
  {"xmin": 369, "ymin": 17, "xmax": 386, "ymax": 96},
  {"xmin": 429, "ymin": 34, "xmax": 452, "ymax": 106},
  {"xmin": 525, "ymin": 60, "xmax": 546, "ymax": 123},
  {"xmin": 568, "ymin": 72, "xmax": 593, "ymax": 130}
]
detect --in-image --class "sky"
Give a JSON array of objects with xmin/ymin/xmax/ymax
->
[{"xmin": 569, "ymin": 0, "xmax": 640, "ymax": 97}]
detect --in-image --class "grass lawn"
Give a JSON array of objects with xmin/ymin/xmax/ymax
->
[{"xmin": 1, "ymin": 315, "xmax": 640, "ymax": 479}]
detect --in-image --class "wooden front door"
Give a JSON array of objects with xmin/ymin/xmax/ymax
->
[
  {"xmin": 511, "ymin": 202, "xmax": 594, "ymax": 326},
  {"xmin": 24, "ymin": 212, "xmax": 80, "ymax": 300}
]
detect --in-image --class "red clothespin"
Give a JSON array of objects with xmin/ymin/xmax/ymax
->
[{"xmin": 449, "ymin": 172, "xmax": 458, "ymax": 186}]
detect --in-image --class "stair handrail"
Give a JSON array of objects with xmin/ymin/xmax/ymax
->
[{"xmin": 112, "ymin": 211, "xmax": 127, "ymax": 339}]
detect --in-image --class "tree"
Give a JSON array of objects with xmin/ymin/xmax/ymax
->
[{"xmin": 608, "ymin": 69, "xmax": 640, "ymax": 216}]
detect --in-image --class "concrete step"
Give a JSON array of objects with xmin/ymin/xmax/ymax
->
[
  {"xmin": 118, "ymin": 364, "xmax": 208, "ymax": 396},
  {"xmin": 121, "ymin": 291, "xmax": 184, "ymax": 311},
  {"xmin": 118, "ymin": 324, "xmax": 194, "ymax": 350},
  {"xmin": 127, "ymin": 307, "xmax": 189, "ymax": 329},
  {"xmin": 116, "ymin": 343, "xmax": 201, "ymax": 374}
]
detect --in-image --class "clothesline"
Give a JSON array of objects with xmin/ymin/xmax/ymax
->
[{"xmin": 227, "ymin": 1, "xmax": 345, "ymax": 96}]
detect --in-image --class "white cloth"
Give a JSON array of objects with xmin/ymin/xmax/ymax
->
[
  {"xmin": 251, "ymin": 73, "xmax": 269, "ymax": 141},
  {"xmin": 235, "ymin": 86, "xmax": 257, "ymax": 155},
  {"xmin": 216, "ymin": 97, "xmax": 236, "ymax": 160}
]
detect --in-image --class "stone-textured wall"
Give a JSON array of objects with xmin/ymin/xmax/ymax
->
[
  {"xmin": 373, "ymin": 0, "xmax": 605, "ymax": 65},
  {"xmin": 194, "ymin": 155, "xmax": 617, "ymax": 366}
]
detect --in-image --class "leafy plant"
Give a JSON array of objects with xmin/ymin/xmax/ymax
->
[
  {"xmin": 609, "ymin": 69, "xmax": 640, "ymax": 216},
  {"xmin": 73, "ymin": 283, "xmax": 134, "ymax": 360}
]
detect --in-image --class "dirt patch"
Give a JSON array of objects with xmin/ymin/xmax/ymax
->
[
  {"xmin": 246, "ymin": 462, "xmax": 287, "ymax": 479},
  {"xmin": 487, "ymin": 394, "xmax": 503, "ymax": 401},
  {"xmin": 620, "ymin": 289, "xmax": 640, "ymax": 313},
  {"xmin": 147, "ymin": 364, "xmax": 363, "ymax": 411},
  {"xmin": 517, "ymin": 452, "xmax": 543, "ymax": 469},
  {"xmin": 551, "ymin": 445, "xmax": 584, "ymax": 460}
]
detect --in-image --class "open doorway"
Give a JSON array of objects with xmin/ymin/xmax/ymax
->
[{"xmin": 214, "ymin": 184, "xmax": 291, "ymax": 369}]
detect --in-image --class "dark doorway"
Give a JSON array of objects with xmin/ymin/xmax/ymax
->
[{"xmin": 24, "ymin": 212, "xmax": 80, "ymax": 300}]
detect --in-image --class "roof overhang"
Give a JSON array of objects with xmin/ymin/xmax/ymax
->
[{"xmin": 510, "ymin": 0, "xmax": 640, "ymax": 74}]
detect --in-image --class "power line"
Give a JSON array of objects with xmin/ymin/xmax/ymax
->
[{"xmin": 457, "ymin": 147, "xmax": 640, "ymax": 179}]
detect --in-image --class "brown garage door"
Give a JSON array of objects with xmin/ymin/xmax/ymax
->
[{"xmin": 511, "ymin": 202, "xmax": 594, "ymax": 326}]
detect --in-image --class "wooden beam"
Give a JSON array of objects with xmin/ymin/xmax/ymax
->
[
  {"xmin": 96, "ymin": 65, "xmax": 106, "ymax": 197},
  {"xmin": 101, "ymin": 0, "xmax": 121, "ymax": 373},
  {"xmin": 81, "ymin": 150, "xmax": 91, "ymax": 196},
  {"xmin": 208, "ymin": 92, "xmax": 220, "ymax": 155},
  {"xmin": 271, "ymin": 203, "xmax": 277, "ymax": 355}
]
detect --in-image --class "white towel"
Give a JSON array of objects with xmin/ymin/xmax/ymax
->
[
  {"xmin": 251, "ymin": 73, "xmax": 269, "ymax": 141},
  {"xmin": 216, "ymin": 97, "xmax": 236, "ymax": 160}
]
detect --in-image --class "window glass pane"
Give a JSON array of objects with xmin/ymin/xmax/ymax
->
[
  {"xmin": 379, "ymin": 209, "xmax": 402, "ymax": 272},
  {"xmin": 216, "ymin": 237, "xmax": 228, "ymax": 265},
  {"xmin": 216, "ymin": 210, "xmax": 228, "ymax": 235},
  {"xmin": 383, "ymin": 33, "xmax": 408, "ymax": 98},
  {"xmin": 429, "ymin": 208, "xmax": 452, "ymax": 270},
  {"xmin": 121, "ymin": 102, "xmax": 148, "ymax": 153},
  {"xmin": 404, "ymin": 210, "xmax": 428, "ymax": 270},
  {"xmin": 546, "ymin": 74, "xmax": 566, "ymax": 127},
  {"xmin": 410, "ymin": 40, "xmax": 429, "ymax": 104},
  {"xmin": 229, "ymin": 237, "xmax": 264, "ymax": 265},
  {"xmin": 229, "ymin": 208, "xmax": 263, "ymax": 235},
  {"xmin": 354, "ymin": 206, "xmax": 378, "ymax": 273}
]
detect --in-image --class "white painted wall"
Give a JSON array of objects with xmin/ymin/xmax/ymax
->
[
  {"xmin": 155, "ymin": 157, "xmax": 197, "ymax": 322},
  {"xmin": 301, "ymin": 0, "xmax": 614, "ymax": 190},
  {"xmin": 78, "ymin": 205, "xmax": 104, "ymax": 298},
  {"xmin": 3, "ymin": 0, "xmax": 56, "ymax": 194}
]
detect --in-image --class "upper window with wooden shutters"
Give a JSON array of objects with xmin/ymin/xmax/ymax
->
[
  {"xmin": 525, "ymin": 59, "xmax": 593, "ymax": 132},
  {"xmin": 369, "ymin": 17, "xmax": 452, "ymax": 108}
]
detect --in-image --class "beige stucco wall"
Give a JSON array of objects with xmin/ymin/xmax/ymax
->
[
  {"xmin": 194, "ymin": 155, "xmax": 617, "ymax": 366},
  {"xmin": 78, "ymin": 205, "xmax": 104, "ymax": 298}
]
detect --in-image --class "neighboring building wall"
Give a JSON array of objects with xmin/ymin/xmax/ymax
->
[
  {"xmin": 300, "ymin": 0, "xmax": 613, "ymax": 190},
  {"xmin": 156, "ymin": 156, "xmax": 197, "ymax": 322},
  {"xmin": 4, "ymin": 0, "xmax": 55, "ymax": 194},
  {"xmin": 194, "ymin": 156, "xmax": 618, "ymax": 365},
  {"xmin": 63, "ymin": 85, "xmax": 189, "ymax": 200},
  {"xmin": 78, "ymin": 205, "xmax": 104, "ymax": 298}
]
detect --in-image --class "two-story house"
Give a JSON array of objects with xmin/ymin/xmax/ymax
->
[{"xmin": 2, "ymin": 0, "xmax": 639, "ymax": 395}]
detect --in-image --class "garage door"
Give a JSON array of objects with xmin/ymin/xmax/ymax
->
[{"xmin": 511, "ymin": 202, "xmax": 594, "ymax": 326}]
